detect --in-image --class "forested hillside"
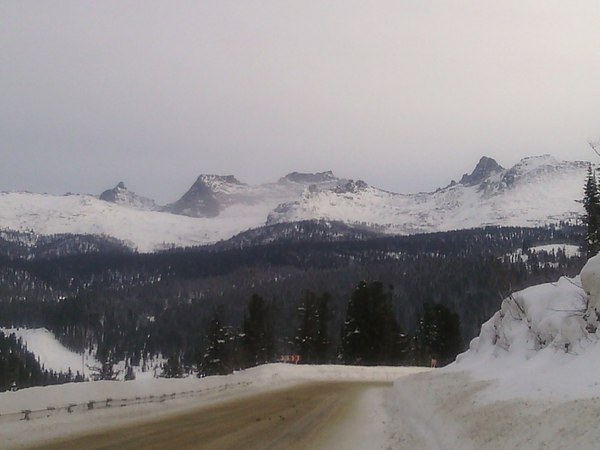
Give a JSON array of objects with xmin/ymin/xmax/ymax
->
[{"xmin": 0, "ymin": 224, "xmax": 584, "ymax": 379}]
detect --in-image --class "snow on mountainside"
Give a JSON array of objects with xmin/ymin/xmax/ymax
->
[
  {"xmin": 0, "ymin": 156, "xmax": 590, "ymax": 252},
  {"xmin": 165, "ymin": 171, "xmax": 341, "ymax": 218},
  {"xmin": 268, "ymin": 155, "xmax": 588, "ymax": 233},
  {"xmin": 0, "ymin": 192, "xmax": 261, "ymax": 252}
]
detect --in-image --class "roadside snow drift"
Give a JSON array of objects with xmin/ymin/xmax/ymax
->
[
  {"xmin": 451, "ymin": 254, "xmax": 600, "ymax": 402},
  {"xmin": 383, "ymin": 254, "xmax": 600, "ymax": 450}
]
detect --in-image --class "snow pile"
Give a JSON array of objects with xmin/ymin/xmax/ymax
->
[
  {"xmin": 448, "ymin": 254, "xmax": 600, "ymax": 403},
  {"xmin": 581, "ymin": 254, "xmax": 600, "ymax": 330},
  {"xmin": 463, "ymin": 277, "xmax": 586, "ymax": 358},
  {"xmin": 452, "ymin": 277, "xmax": 590, "ymax": 400},
  {"xmin": 0, "ymin": 363, "xmax": 427, "ymax": 417}
]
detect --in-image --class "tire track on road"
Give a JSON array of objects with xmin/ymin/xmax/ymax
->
[{"xmin": 29, "ymin": 381, "xmax": 390, "ymax": 450}]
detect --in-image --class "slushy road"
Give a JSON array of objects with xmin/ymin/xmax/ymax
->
[{"xmin": 30, "ymin": 381, "xmax": 390, "ymax": 450}]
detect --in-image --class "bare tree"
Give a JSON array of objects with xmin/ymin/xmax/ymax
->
[{"xmin": 589, "ymin": 140, "xmax": 600, "ymax": 158}]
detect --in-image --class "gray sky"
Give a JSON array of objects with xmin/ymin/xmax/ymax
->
[{"xmin": 2, "ymin": 1, "xmax": 600, "ymax": 203}]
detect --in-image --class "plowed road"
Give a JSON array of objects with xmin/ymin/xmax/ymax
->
[{"xmin": 30, "ymin": 381, "xmax": 389, "ymax": 450}]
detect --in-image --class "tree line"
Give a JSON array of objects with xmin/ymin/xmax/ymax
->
[{"xmin": 196, "ymin": 280, "xmax": 461, "ymax": 378}]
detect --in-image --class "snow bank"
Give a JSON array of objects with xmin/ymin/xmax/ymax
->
[
  {"xmin": 581, "ymin": 254, "xmax": 600, "ymax": 329},
  {"xmin": 450, "ymin": 272, "xmax": 595, "ymax": 401},
  {"xmin": 462, "ymin": 276, "xmax": 587, "ymax": 359},
  {"xmin": 380, "ymin": 257, "xmax": 600, "ymax": 449}
]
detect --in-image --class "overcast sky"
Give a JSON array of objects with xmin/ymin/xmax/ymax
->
[{"xmin": 2, "ymin": 1, "xmax": 600, "ymax": 203}]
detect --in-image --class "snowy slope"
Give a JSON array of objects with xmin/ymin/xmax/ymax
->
[
  {"xmin": 0, "ymin": 155, "xmax": 589, "ymax": 252},
  {"xmin": 0, "ymin": 192, "xmax": 270, "ymax": 252}
]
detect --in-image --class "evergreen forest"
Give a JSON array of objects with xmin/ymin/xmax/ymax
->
[{"xmin": 0, "ymin": 224, "xmax": 585, "ymax": 385}]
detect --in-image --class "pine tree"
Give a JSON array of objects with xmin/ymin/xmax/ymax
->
[
  {"xmin": 162, "ymin": 352, "xmax": 183, "ymax": 378},
  {"xmin": 242, "ymin": 294, "xmax": 275, "ymax": 367},
  {"xmin": 315, "ymin": 292, "xmax": 333, "ymax": 363},
  {"xmin": 295, "ymin": 291, "xmax": 333, "ymax": 364},
  {"xmin": 583, "ymin": 165, "xmax": 600, "ymax": 258},
  {"xmin": 415, "ymin": 303, "xmax": 462, "ymax": 366},
  {"xmin": 200, "ymin": 312, "xmax": 233, "ymax": 376},
  {"xmin": 340, "ymin": 281, "xmax": 405, "ymax": 365}
]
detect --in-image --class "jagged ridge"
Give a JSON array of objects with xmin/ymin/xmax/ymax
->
[{"xmin": 0, "ymin": 155, "xmax": 590, "ymax": 251}]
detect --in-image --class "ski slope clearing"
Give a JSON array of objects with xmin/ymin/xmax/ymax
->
[{"xmin": 1, "ymin": 328, "xmax": 97, "ymax": 375}]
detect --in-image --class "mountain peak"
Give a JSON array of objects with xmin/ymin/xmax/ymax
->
[
  {"xmin": 99, "ymin": 182, "xmax": 158, "ymax": 211},
  {"xmin": 280, "ymin": 171, "xmax": 337, "ymax": 184},
  {"xmin": 460, "ymin": 156, "xmax": 504, "ymax": 186},
  {"xmin": 99, "ymin": 182, "xmax": 129, "ymax": 202},
  {"xmin": 165, "ymin": 175, "xmax": 225, "ymax": 218},
  {"xmin": 196, "ymin": 174, "xmax": 242, "ymax": 185}
]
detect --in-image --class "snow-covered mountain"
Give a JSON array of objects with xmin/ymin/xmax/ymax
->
[
  {"xmin": 267, "ymin": 155, "xmax": 588, "ymax": 233},
  {"xmin": 165, "ymin": 171, "xmax": 342, "ymax": 218},
  {"xmin": 0, "ymin": 155, "xmax": 589, "ymax": 252}
]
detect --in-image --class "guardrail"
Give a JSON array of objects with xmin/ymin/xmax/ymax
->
[{"xmin": 0, "ymin": 380, "xmax": 253, "ymax": 424}]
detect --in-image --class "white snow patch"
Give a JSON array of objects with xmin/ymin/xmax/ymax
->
[
  {"xmin": 529, "ymin": 243, "xmax": 581, "ymax": 257},
  {"xmin": 1, "ymin": 328, "xmax": 96, "ymax": 375}
]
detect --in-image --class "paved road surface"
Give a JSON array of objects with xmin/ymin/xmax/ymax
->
[{"xmin": 30, "ymin": 381, "xmax": 389, "ymax": 450}]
